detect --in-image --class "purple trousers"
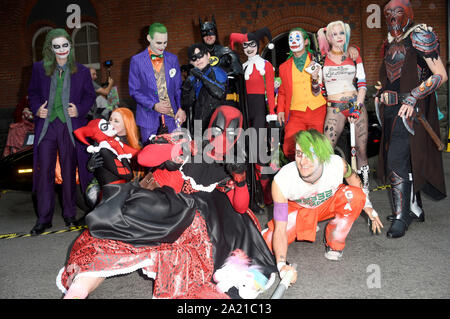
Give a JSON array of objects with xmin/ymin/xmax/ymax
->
[{"xmin": 35, "ymin": 119, "xmax": 77, "ymax": 223}]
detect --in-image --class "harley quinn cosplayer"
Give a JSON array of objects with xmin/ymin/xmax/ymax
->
[
  {"xmin": 57, "ymin": 106, "xmax": 276, "ymax": 299},
  {"xmin": 229, "ymin": 27, "xmax": 276, "ymax": 124},
  {"xmin": 229, "ymin": 27, "xmax": 276, "ymax": 205},
  {"xmin": 317, "ymin": 21, "xmax": 370, "ymax": 194},
  {"xmin": 376, "ymin": 0, "xmax": 447, "ymax": 238},
  {"xmin": 73, "ymin": 109, "xmax": 141, "ymax": 208}
]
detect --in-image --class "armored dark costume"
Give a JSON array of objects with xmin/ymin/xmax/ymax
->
[{"xmin": 377, "ymin": 0, "xmax": 446, "ymax": 238}]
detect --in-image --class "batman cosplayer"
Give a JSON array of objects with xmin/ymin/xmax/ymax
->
[{"xmin": 200, "ymin": 16, "xmax": 243, "ymax": 76}]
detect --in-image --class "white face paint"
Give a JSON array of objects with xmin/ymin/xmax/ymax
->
[
  {"xmin": 288, "ymin": 31, "xmax": 304, "ymax": 52},
  {"xmin": 243, "ymin": 40, "xmax": 258, "ymax": 58},
  {"xmin": 329, "ymin": 25, "xmax": 346, "ymax": 52},
  {"xmin": 148, "ymin": 32, "xmax": 168, "ymax": 55},
  {"xmin": 52, "ymin": 37, "xmax": 71, "ymax": 60},
  {"xmin": 99, "ymin": 119, "xmax": 117, "ymax": 137}
]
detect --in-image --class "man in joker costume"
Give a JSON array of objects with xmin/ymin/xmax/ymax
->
[
  {"xmin": 129, "ymin": 22, "xmax": 185, "ymax": 144},
  {"xmin": 277, "ymin": 28, "xmax": 327, "ymax": 161},
  {"xmin": 263, "ymin": 129, "xmax": 383, "ymax": 282},
  {"xmin": 28, "ymin": 28, "xmax": 96, "ymax": 235},
  {"xmin": 229, "ymin": 27, "xmax": 276, "ymax": 205},
  {"xmin": 376, "ymin": 0, "xmax": 447, "ymax": 238}
]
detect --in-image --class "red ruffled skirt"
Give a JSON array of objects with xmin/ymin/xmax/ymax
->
[{"xmin": 56, "ymin": 211, "xmax": 229, "ymax": 299}]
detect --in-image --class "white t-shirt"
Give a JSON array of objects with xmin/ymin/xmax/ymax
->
[{"xmin": 274, "ymin": 155, "xmax": 344, "ymax": 209}]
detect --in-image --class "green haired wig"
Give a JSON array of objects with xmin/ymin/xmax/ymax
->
[
  {"xmin": 148, "ymin": 22, "xmax": 167, "ymax": 38},
  {"xmin": 42, "ymin": 28, "xmax": 77, "ymax": 76},
  {"xmin": 295, "ymin": 129, "xmax": 334, "ymax": 163}
]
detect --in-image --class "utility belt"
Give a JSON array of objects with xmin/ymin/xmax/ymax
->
[
  {"xmin": 327, "ymin": 100, "xmax": 360, "ymax": 113},
  {"xmin": 226, "ymin": 92, "xmax": 239, "ymax": 102},
  {"xmin": 380, "ymin": 90, "xmax": 410, "ymax": 106}
]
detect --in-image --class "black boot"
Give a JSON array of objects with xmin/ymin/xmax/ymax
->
[
  {"xmin": 387, "ymin": 171, "xmax": 413, "ymax": 238},
  {"xmin": 386, "ymin": 189, "xmax": 425, "ymax": 222}
]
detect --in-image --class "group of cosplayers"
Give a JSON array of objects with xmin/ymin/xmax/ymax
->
[{"xmin": 26, "ymin": 0, "xmax": 447, "ymax": 298}]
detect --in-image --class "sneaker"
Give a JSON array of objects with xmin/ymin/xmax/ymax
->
[{"xmin": 324, "ymin": 247, "xmax": 343, "ymax": 261}]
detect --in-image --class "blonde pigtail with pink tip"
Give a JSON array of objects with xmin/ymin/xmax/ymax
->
[{"xmin": 317, "ymin": 27, "xmax": 329, "ymax": 56}]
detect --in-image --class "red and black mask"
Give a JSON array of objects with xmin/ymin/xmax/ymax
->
[
  {"xmin": 206, "ymin": 105, "xmax": 243, "ymax": 160},
  {"xmin": 384, "ymin": 0, "xmax": 414, "ymax": 38}
]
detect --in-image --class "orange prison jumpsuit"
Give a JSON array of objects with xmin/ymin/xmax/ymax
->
[{"xmin": 263, "ymin": 184, "xmax": 365, "ymax": 252}]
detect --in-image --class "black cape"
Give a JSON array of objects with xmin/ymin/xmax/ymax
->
[{"xmin": 86, "ymin": 171, "xmax": 276, "ymax": 277}]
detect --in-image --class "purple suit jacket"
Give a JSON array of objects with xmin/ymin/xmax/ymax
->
[
  {"xmin": 128, "ymin": 49, "xmax": 182, "ymax": 135},
  {"xmin": 28, "ymin": 61, "xmax": 96, "ymax": 191}
]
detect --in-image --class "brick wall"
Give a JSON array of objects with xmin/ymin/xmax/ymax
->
[
  {"xmin": 0, "ymin": 0, "xmax": 448, "ymax": 110},
  {"xmin": 0, "ymin": 0, "xmax": 32, "ymax": 109}
]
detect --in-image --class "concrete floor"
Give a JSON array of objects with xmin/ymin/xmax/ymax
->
[{"xmin": 0, "ymin": 154, "xmax": 449, "ymax": 300}]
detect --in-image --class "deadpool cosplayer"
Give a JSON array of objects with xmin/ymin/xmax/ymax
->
[
  {"xmin": 57, "ymin": 106, "xmax": 276, "ymax": 299},
  {"xmin": 376, "ymin": 0, "xmax": 447, "ymax": 238}
]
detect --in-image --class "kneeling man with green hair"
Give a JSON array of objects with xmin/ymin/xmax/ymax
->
[{"xmin": 263, "ymin": 129, "xmax": 383, "ymax": 284}]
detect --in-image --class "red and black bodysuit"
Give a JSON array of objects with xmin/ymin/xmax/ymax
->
[
  {"xmin": 94, "ymin": 147, "xmax": 134, "ymax": 185},
  {"xmin": 74, "ymin": 118, "xmax": 139, "ymax": 186}
]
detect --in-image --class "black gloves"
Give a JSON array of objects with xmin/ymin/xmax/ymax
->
[
  {"xmin": 189, "ymin": 67, "xmax": 203, "ymax": 79},
  {"xmin": 226, "ymin": 162, "xmax": 247, "ymax": 187},
  {"xmin": 87, "ymin": 152, "xmax": 104, "ymax": 173},
  {"xmin": 156, "ymin": 116, "xmax": 169, "ymax": 135}
]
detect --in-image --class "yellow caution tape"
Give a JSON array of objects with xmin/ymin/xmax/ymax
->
[{"xmin": 0, "ymin": 225, "xmax": 87, "ymax": 240}]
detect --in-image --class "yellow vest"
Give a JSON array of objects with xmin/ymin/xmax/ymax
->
[{"xmin": 290, "ymin": 55, "xmax": 326, "ymax": 111}]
